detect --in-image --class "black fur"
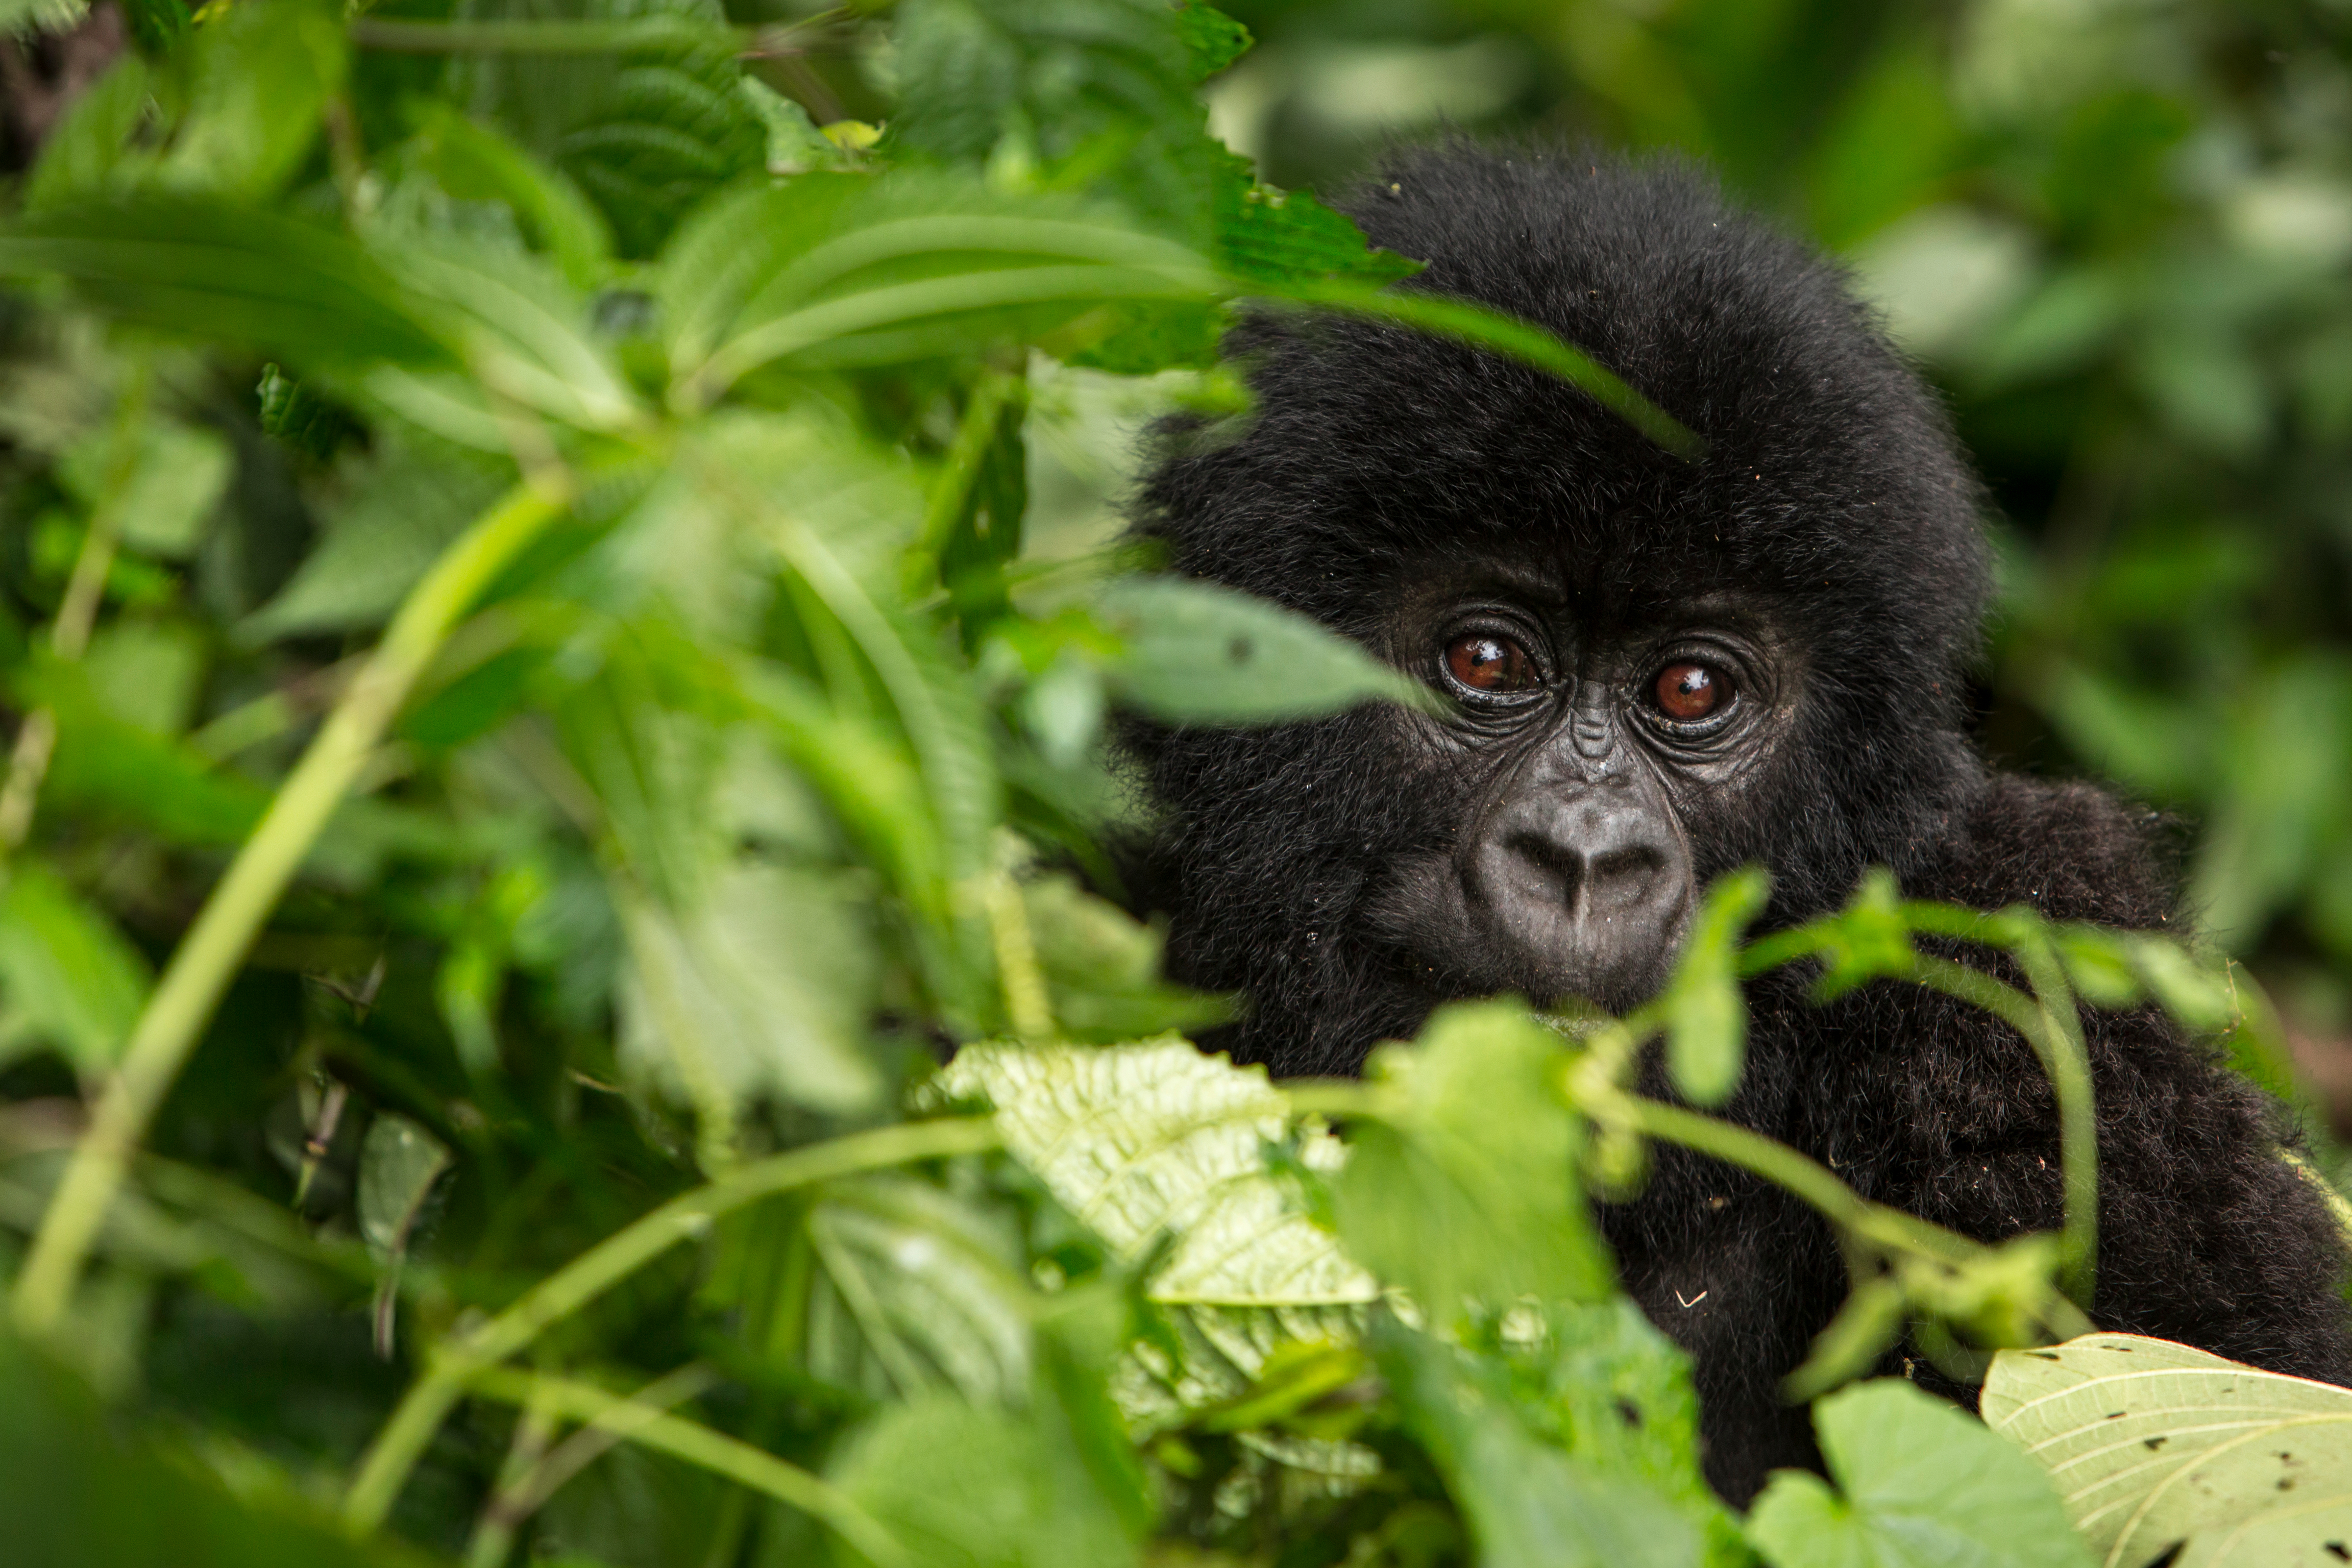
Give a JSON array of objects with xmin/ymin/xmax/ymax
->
[{"xmin": 1127, "ymin": 144, "xmax": 2352, "ymax": 1502}]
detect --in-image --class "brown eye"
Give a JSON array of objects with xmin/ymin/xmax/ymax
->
[
  {"xmin": 1654, "ymin": 662, "xmax": 1728, "ymax": 721},
  {"xmin": 1445, "ymin": 634, "xmax": 1538, "ymax": 694}
]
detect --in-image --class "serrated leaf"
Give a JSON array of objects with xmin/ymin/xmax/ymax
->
[
  {"xmin": 1751, "ymin": 1378, "xmax": 2091, "ymax": 1568},
  {"xmin": 1660, "ymin": 868, "xmax": 1770, "ymax": 1106},
  {"xmin": 1211, "ymin": 145, "xmax": 1421, "ymax": 289},
  {"xmin": 938, "ymin": 1038, "xmax": 1376, "ymax": 1308},
  {"xmin": 1096, "ymin": 577, "xmax": 1433, "ymax": 725},
  {"xmin": 618, "ymin": 862, "xmax": 885, "ymax": 1118},
  {"xmin": 1380, "ymin": 1320, "xmax": 1699, "ymax": 1568},
  {"xmin": 1176, "ymin": 2, "xmax": 1250, "ymax": 81},
  {"xmin": 1984, "ymin": 1332, "xmax": 2352, "ymax": 1568},
  {"xmin": 1335, "ymin": 1001, "xmax": 1614, "ymax": 1321}
]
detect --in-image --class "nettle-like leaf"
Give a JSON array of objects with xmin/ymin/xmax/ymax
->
[
  {"xmin": 936, "ymin": 1039, "xmax": 1378, "ymax": 1446},
  {"xmin": 1379, "ymin": 1320, "xmax": 1699, "ymax": 1568},
  {"xmin": 1335, "ymin": 1001, "xmax": 1615, "ymax": 1323},
  {"xmin": 1095, "ymin": 577, "xmax": 1436, "ymax": 725},
  {"xmin": 1985, "ymin": 1332, "xmax": 2352, "ymax": 1568},
  {"xmin": 1749, "ymin": 1378, "xmax": 2091, "ymax": 1568}
]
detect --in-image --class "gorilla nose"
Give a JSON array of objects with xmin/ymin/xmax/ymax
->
[{"xmin": 1468, "ymin": 794, "xmax": 1694, "ymax": 1008}]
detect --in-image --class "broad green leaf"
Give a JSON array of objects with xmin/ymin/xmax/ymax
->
[
  {"xmin": 1096, "ymin": 577, "xmax": 1434, "ymax": 725},
  {"xmin": 1380, "ymin": 1320, "xmax": 1700, "ymax": 1568},
  {"xmin": 805, "ymin": 1176, "xmax": 1035, "ymax": 1406},
  {"xmin": 0, "ymin": 200, "xmax": 451, "ymax": 375},
  {"xmin": 1659, "ymin": 868, "xmax": 1770, "ymax": 1106},
  {"xmin": 1984, "ymin": 1332, "xmax": 2352, "ymax": 1568},
  {"xmin": 830, "ymin": 1395, "xmax": 1138, "ymax": 1568},
  {"xmin": 0, "ymin": 862, "xmax": 151, "ymax": 1077},
  {"xmin": 81, "ymin": 620, "xmax": 204, "ymax": 736},
  {"xmin": 0, "ymin": 1334, "xmax": 437, "ymax": 1568},
  {"xmin": 1211, "ymin": 145, "xmax": 1422, "ymax": 289},
  {"xmin": 161, "ymin": 0, "xmax": 346, "ymax": 199},
  {"xmin": 618, "ymin": 862, "xmax": 885, "ymax": 1118},
  {"xmin": 937, "ymin": 1038, "xmax": 1376, "ymax": 1308},
  {"xmin": 58, "ymin": 416, "xmax": 232, "ymax": 559},
  {"xmin": 1335, "ymin": 1001, "xmax": 1614, "ymax": 1320},
  {"xmin": 1749, "ymin": 1378, "xmax": 2091, "ymax": 1568}
]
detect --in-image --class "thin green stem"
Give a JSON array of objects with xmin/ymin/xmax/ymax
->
[
  {"xmin": 343, "ymin": 1116, "xmax": 999, "ymax": 1533},
  {"xmin": 13, "ymin": 480, "xmax": 571, "ymax": 1337},
  {"xmin": 1911, "ymin": 953, "xmax": 2098, "ymax": 1307},
  {"xmin": 465, "ymin": 1367, "xmax": 907, "ymax": 1568},
  {"xmin": 909, "ymin": 368, "xmax": 1019, "ymax": 594}
]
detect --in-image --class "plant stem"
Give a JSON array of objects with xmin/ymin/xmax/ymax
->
[
  {"xmin": 1911, "ymin": 953, "xmax": 2099, "ymax": 1307},
  {"xmin": 465, "ymin": 1366, "xmax": 909, "ymax": 1568},
  {"xmin": 12, "ymin": 480, "xmax": 570, "ymax": 1337},
  {"xmin": 343, "ymin": 1115, "xmax": 1000, "ymax": 1533}
]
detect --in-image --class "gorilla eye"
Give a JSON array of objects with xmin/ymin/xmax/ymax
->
[
  {"xmin": 1445, "ymin": 633, "xmax": 1539, "ymax": 695},
  {"xmin": 1653, "ymin": 662, "xmax": 1730, "ymax": 722}
]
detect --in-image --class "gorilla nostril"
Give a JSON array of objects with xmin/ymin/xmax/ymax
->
[{"xmin": 1587, "ymin": 845, "xmax": 1665, "ymax": 900}]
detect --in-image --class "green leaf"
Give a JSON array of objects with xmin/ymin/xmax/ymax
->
[
  {"xmin": 618, "ymin": 861, "xmax": 885, "ymax": 1119},
  {"xmin": 1096, "ymin": 577, "xmax": 1434, "ymax": 725},
  {"xmin": 829, "ymin": 1394, "xmax": 1138, "ymax": 1568},
  {"xmin": 242, "ymin": 431, "xmax": 512, "ymax": 642},
  {"xmin": 0, "ymin": 1334, "xmax": 438, "ymax": 1568},
  {"xmin": 1984, "ymin": 1332, "xmax": 2352, "ymax": 1568},
  {"xmin": 0, "ymin": 862, "xmax": 152, "ymax": 1077},
  {"xmin": 937, "ymin": 1038, "xmax": 1376, "ymax": 1309},
  {"xmin": 1020, "ymin": 872, "xmax": 1232, "ymax": 1042},
  {"xmin": 160, "ymin": 0, "xmax": 347, "ymax": 200},
  {"xmin": 1659, "ymin": 868, "xmax": 1771, "ymax": 1106},
  {"xmin": 1748, "ymin": 1378, "xmax": 2091, "ymax": 1568},
  {"xmin": 23, "ymin": 52, "xmax": 149, "ymax": 213},
  {"xmin": 355, "ymin": 1113, "xmax": 452, "ymax": 1271},
  {"xmin": 405, "ymin": 102, "xmax": 616, "ymax": 291},
  {"xmin": 81, "ymin": 620, "xmax": 204, "ymax": 736},
  {"xmin": 657, "ymin": 172, "xmax": 1219, "ymax": 403},
  {"xmin": 805, "ymin": 1176, "xmax": 1035, "ymax": 1406},
  {"xmin": 1379, "ymin": 1320, "xmax": 1701, "ymax": 1568},
  {"xmin": 1334, "ymin": 1001, "xmax": 1614, "ymax": 1321},
  {"xmin": 1176, "ymin": 2, "xmax": 1250, "ymax": 82},
  {"xmin": 0, "ymin": 200, "xmax": 451, "ymax": 376},
  {"xmin": 1211, "ymin": 145, "xmax": 1421, "ymax": 289},
  {"xmin": 59, "ymin": 416, "xmax": 232, "ymax": 559},
  {"xmin": 1808, "ymin": 870, "xmax": 1918, "ymax": 1001}
]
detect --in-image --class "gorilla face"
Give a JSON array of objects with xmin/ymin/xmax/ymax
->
[{"xmin": 1367, "ymin": 560, "xmax": 1803, "ymax": 1011}]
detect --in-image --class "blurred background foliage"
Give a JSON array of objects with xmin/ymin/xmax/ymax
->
[{"xmin": 1194, "ymin": 0, "xmax": 2352, "ymax": 1097}]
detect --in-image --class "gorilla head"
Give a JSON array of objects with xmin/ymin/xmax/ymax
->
[{"xmin": 1132, "ymin": 145, "xmax": 1994, "ymax": 1073}]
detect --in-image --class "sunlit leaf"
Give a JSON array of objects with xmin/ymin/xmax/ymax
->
[{"xmin": 1984, "ymin": 1332, "xmax": 2352, "ymax": 1568}]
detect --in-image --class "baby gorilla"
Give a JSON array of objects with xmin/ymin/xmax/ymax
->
[{"xmin": 1127, "ymin": 144, "xmax": 2352, "ymax": 1503}]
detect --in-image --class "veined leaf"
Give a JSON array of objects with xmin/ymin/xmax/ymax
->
[
  {"xmin": 405, "ymin": 102, "xmax": 616, "ymax": 291},
  {"xmin": 1751, "ymin": 1377, "xmax": 2091, "ymax": 1568},
  {"xmin": 1984, "ymin": 1332, "xmax": 2352, "ymax": 1568},
  {"xmin": 0, "ymin": 200, "xmax": 450, "ymax": 375},
  {"xmin": 1335, "ymin": 1001, "xmax": 1615, "ymax": 1321}
]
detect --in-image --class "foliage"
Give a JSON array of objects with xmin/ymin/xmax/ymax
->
[{"xmin": 0, "ymin": 1, "xmax": 2339, "ymax": 1566}]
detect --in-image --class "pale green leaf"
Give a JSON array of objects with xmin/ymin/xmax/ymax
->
[
  {"xmin": 160, "ymin": 0, "xmax": 347, "ymax": 200},
  {"xmin": 1097, "ymin": 577, "xmax": 1434, "ymax": 725},
  {"xmin": 1750, "ymin": 1378, "xmax": 2091, "ymax": 1568},
  {"xmin": 1984, "ymin": 1332, "xmax": 2352, "ymax": 1568},
  {"xmin": 59, "ymin": 417, "xmax": 232, "ymax": 559},
  {"xmin": 24, "ymin": 53, "xmax": 149, "ymax": 213},
  {"xmin": 618, "ymin": 862, "xmax": 885, "ymax": 1117},
  {"xmin": 1660, "ymin": 868, "xmax": 1770, "ymax": 1106}
]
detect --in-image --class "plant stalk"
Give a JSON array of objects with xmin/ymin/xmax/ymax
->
[
  {"xmin": 12, "ymin": 480, "xmax": 570, "ymax": 1336},
  {"xmin": 343, "ymin": 1115, "xmax": 1000, "ymax": 1532}
]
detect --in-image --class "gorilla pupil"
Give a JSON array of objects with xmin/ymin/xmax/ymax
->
[
  {"xmin": 1446, "ymin": 634, "xmax": 1530, "ymax": 691},
  {"xmin": 1656, "ymin": 662, "xmax": 1723, "ymax": 720}
]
